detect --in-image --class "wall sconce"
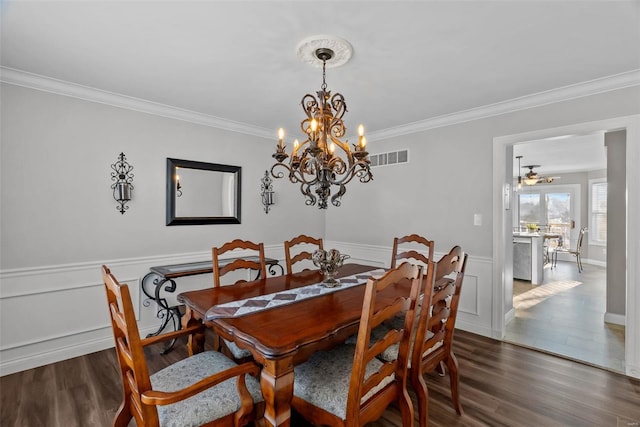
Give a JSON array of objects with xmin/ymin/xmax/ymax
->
[
  {"xmin": 260, "ymin": 170, "xmax": 274, "ymax": 214},
  {"xmin": 110, "ymin": 152, "xmax": 134, "ymax": 214}
]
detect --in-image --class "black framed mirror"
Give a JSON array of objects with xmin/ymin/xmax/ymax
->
[{"xmin": 166, "ymin": 158, "xmax": 241, "ymax": 225}]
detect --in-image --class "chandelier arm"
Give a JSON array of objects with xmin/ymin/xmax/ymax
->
[
  {"xmin": 270, "ymin": 163, "xmax": 287, "ymax": 179},
  {"xmin": 272, "ymin": 162, "xmax": 303, "ymax": 184},
  {"xmin": 273, "ymin": 161, "xmax": 327, "ymax": 188},
  {"xmin": 300, "ymin": 182, "xmax": 317, "ymax": 206},
  {"xmin": 331, "ymin": 96, "xmax": 347, "ymax": 140},
  {"xmin": 330, "ymin": 162, "xmax": 373, "ymax": 187},
  {"xmin": 326, "ymin": 156, "xmax": 347, "ymax": 176},
  {"xmin": 355, "ymin": 166, "xmax": 374, "ymax": 183},
  {"xmin": 330, "ymin": 93, "xmax": 347, "ymax": 115},
  {"xmin": 301, "ymin": 95, "xmax": 319, "ymax": 119},
  {"xmin": 329, "ymin": 119, "xmax": 346, "ymax": 139},
  {"xmin": 298, "ymin": 155, "xmax": 320, "ymax": 179},
  {"xmin": 328, "ymin": 134, "xmax": 355, "ymax": 165},
  {"xmin": 330, "ymin": 183, "xmax": 347, "ymax": 207}
]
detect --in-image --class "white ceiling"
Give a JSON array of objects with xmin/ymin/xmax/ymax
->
[
  {"xmin": 2, "ymin": 1, "xmax": 639, "ymax": 150},
  {"xmin": 514, "ymin": 133, "xmax": 607, "ymax": 177}
]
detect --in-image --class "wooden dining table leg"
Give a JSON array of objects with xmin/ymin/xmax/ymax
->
[
  {"xmin": 260, "ymin": 357, "xmax": 295, "ymax": 427},
  {"xmin": 181, "ymin": 307, "xmax": 205, "ymax": 356}
]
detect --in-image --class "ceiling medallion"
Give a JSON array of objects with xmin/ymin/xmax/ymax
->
[
  {"xmin": 271, "ymin": 36, "xmax": 372, "ymax": 209},
  {"xmin": 296, "ymin": 35, "xmax": 353, "ymax": 68}
]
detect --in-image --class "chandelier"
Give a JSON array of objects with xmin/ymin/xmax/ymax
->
[{"xmin": 271, "ymin": 41, "xmax": 373, "ymax": 209}]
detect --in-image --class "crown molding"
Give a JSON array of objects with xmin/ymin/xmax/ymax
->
[
  {"xmin": 368, "ymin": 69, "xmax": 640, "ymax": 142},
  {"xmin": 0, "ymin": 67, "xmax": 274, "ymax": 140},
  {"xmin": 2, "ymin": 66, "xmax": 639, "ymax": 142}
]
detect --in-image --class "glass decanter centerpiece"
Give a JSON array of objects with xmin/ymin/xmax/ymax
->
[{"xmin": 312, "ymin": 249, "xmax": 350, "ymax": 287}]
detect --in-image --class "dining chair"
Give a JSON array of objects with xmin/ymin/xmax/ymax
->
[
  {"xmin": 390, "ymin": 234, "xmax": 435, "ymax": 268},
  {"xmin": 291, "ymin": 262, "xmax": 423, "ymax": 427},
  {"xmin": 386, "ymin": 234, "xmax": 434, "ymax": 346},
  {"xmin": 284, "ymin": 234, "xmax": 324, "ymax": 275},
  {"xmin": 213, "ymin": 239, "xmax": 267, "ymax": 361},
  {"xmin": 102, "ymin": 265, "xmax": 264, "ymax": 427},
  {"xmin": 551, "ymin": 227, "xmax": 587, "ymax": 272},
  {"xmin": 410, "ymin": 246, "xmax": 468, "ymax": 426},
  {"xmin": 213, "ymin": 239, "xmax": 267, "ymax": 287}
]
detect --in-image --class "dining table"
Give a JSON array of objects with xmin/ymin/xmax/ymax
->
[{"xmin": 177, "ymin": 262, "xmax": 410, "ymax": 427}]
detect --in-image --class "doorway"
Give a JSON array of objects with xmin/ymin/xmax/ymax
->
[
  {"xmin": 491, "ymin": 115, "xmax": 640, "ymax": 379},
  {"xmin": 505, "ymin": 135, "xmax": 622, "ymax": 371}
]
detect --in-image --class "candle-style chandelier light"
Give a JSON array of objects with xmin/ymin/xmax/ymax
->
[{"xmin": 271, "ymin": 37, "xmax": 373, "ymax": 209}]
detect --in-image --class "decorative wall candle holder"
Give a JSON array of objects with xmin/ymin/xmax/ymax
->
[
  {"xmin": 110, "ymin": 152, "xmax": 134, "ymax": 214},
  {"xmin": 261, "ymin": 170, "xmax": 274, "ymax": 214}
]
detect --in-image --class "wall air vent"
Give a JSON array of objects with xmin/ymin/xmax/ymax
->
[{"xmin": 369, "ymin": 149, "xmax": 409, "ymax": 167}]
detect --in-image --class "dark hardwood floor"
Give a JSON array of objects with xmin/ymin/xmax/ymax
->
[{"xmin": 1, "ymin": 330, "xmax": 638, "ymax": 426}]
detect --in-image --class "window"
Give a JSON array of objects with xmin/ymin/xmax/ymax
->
[
  {"xmin": 589, "ymin": 179, "xmax": 607, "ymax": 245},
  {"xmin": 517, "ymin": 184, "xmax": 580, "ymax": 249},
  {"xmin": 519, "ymin": 193, "xmax": 541, "ymax": 224}
]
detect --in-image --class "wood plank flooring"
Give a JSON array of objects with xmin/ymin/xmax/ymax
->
[
  {"xmin": 1, "ymin": 330, "xmax": 638, "ymax": 426},
  {"xmin": 505, "ymin": 261, "xmax": 626, "ymax": 373}
]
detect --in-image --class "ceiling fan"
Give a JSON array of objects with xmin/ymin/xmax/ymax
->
[
  {"xmin": 515, "ymin": 156, "xmax": 559, "ymax": 188},
  {"xmin": 522, "ymin": 165, "xmax": 557, "ymax": 185}
]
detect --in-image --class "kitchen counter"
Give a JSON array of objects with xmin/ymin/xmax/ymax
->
[{"xmin": 513, "ymin": 233, "xmax": 544, "ymax": 284}]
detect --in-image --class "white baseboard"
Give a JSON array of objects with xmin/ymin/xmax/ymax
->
[
  {"xmin": 604, "ymin": 312, "xmax": 625, "ymax": 326},
  {"xmin": 553, "ymin": 254, "xmax": 606, "ymax": 268},
  {"xmin": 456, "ymin": 320, "xmax": 493, "ymax": 338},
  {"xmin": 505, "ymin": 307, "xmax": 516, "ymax": 324}
]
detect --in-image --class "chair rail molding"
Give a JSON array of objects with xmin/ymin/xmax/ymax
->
[{"xmin": 0, "ymin": 244, "xmax": 284, "ymax": 376}]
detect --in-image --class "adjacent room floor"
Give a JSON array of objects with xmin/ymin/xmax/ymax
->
[{"xmin": 504, "ymin": 260, "xmax": 625, "ymax": 373}]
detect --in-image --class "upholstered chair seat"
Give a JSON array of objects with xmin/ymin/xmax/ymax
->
[
  {"xmin": 151, "ymin": 351, "xmax": 263, "ymax": 426},
  {"xmin": 222, "ymin": 340, "xmax": 252, "ymax": 360},
  {"xmin": 293, "ymin": 345, "xmax": 395, "ymax": 420},
  {"xmin": 291, "ymin": 263, "xmax": 424, "ymax": 426}
]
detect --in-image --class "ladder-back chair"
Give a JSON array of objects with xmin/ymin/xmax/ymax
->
[
  {"xmin": 284, "ymin": 234, "xmax": 324, "ymax": 275},
  {"xmin": 102, "ymin": 265, "xmax": 264, "ymax": 427},
  {"xmin": 212, "ymin": 239, "xmax": 267, "ymax": 361},
  {"xmin": 391, "ymin": 234, "xmax": 434, "ymax": 268},
  {"xmin": 411, "ymin": 246, "xmax": 468, "ymax": 426},
  {"xmin": 291, "ymin": 262, "xmax": 423, "ymax": 426},
  {"xmin": 213, "ymin": 239, "xmax": 267, "ymax": 287}
]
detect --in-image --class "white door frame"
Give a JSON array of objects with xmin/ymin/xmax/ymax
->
[{"xmin": 492, "ymin": 114, "xmax": 640, "ymax": 379}]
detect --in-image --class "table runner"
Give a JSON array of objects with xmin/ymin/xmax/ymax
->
[{"xmin": 205, "ymin": 268, "xmax": 387, "ymax": 320}]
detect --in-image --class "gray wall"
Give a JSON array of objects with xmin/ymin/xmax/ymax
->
[
  {"xmin": 325, "ymin": 87, "xmax": 640, "ymax": 258},
  {"xmin": 605, "ymin": 130, "xmax": 626, "ymax": 317},
  {"xmin": 0, "ymin": 83, "xmax": 325, "ymax": 271}
]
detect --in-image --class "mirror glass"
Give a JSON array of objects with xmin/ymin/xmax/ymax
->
[{"xmin": 166, "ymin": 158, "xmax": 241, "ymax": 225}]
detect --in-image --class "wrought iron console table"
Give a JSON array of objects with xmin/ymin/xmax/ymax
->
[{"xmin": 141, "ymin": 257, "xmax": 283, "ymax": 353}]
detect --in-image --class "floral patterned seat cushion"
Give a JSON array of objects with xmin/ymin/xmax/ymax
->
[
  {"xmin": 224, "ymin": 338, "xmax": 252, "ymax": 359},
  {"xmin": 150, "ymin": 351, "xmax": 263, "ymax": 427},
  {"xmin": 379, "ymin": 330, "xmax": 439, "ymax": 363},
  {"xmin": 293, "ymin": 344, "xmax": 395, "ymax": 420}
]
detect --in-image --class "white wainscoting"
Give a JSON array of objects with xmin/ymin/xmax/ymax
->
[
  {"xmin": 0, "ymin": 242, "xmax": 493, "ymax": 376},
  {"xmin": 326, "ymin": 241, "xmax": 494, "ymax": 337},
  {"xmin": 0, "ymin": 246, "xmax": 286, "ymax": 376}
]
